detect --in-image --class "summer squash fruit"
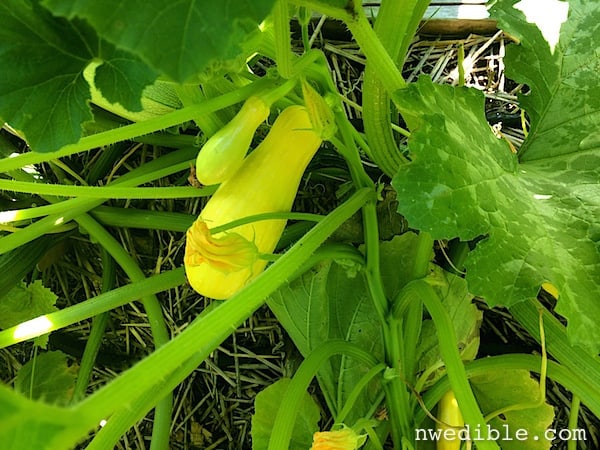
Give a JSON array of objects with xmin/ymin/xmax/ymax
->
[
  {"xmin": 437, "ymin": 390, "xmax": 464, "ymax": 450},
  {"xmin": 195, "ymin": 96, "xmax": 270, "ymax": 186},
  {"xmin": 184, "ymin": 105, "xmax": 322, "ymax": 299}
]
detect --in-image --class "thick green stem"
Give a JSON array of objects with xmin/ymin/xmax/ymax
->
[
  {"xmin": 336, "ymin": 92, "xmax": 415, "ymax": 447},
  {"xmin": 72, "ymin": 249, "xmax": 115, "ymax": 403},
  {"xmin": 412, "ymin": 279, "xmax": 499, "ymax": 450},
  {"xmin": 0, "ymin": 179, "xmax": 211, "ymax": 199},
  {"xmin": 362, "ymin": 0, "xmax": 429, "ymax": 176},
  {"xmin": 0, "ymin": 269, "xmax": 186, "ymax": 348},
  {"xmin": 401, "ymin": 232, "xmax": 433, "ymax": 392},
  {"xmin": 346, "ymin": 9, "xmax": 406, "ymax": 95},
  {"xmin": 274, "ymin": 0, "xmax": 293, "ymax": 78},
  {"xmin": 567, "ymin": 396, "xmax": 581, "ymax": 450},
  {"xmin": 83, "ymin": 188, "xmax": 373, "ymax": 448}
]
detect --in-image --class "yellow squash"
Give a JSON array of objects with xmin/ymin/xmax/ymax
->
[
  {"xmin": 195, "ymin": 95, "xmax": 271, "ymax": 185},
  {"xmin": 437, "ymin": 390, "xmax": 464, "ymax": 450},
  {"xmin": 184, "ymin": 105, "xmax": 322, "ymax": 299}
]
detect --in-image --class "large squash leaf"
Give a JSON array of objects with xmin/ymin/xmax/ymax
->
[
  {"xmin": 490, "ymin": 0, "xmax": 600, "ymax": 161},
  {"xmin": 267, "ymin": 259, "xmax": 383, "ymax": 425},
  {"xmin": 42, "ymin": 0, "xmax": 276, "ymax": 83},
  {"xmin": 0, "ymin": 0, "xmax": 157, "ymax": 153},
  {"xmin": 391, "ymin": 0, "xmax": 599, "ymax": 352}
]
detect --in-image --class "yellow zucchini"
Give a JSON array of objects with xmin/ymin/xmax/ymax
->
[
  {"xmin": 184, "ymin": 105, "xmax": 322, "ymax": 299},
  {"xmin": 437, "ymin": 390, "xmax": 464, "ymax": 450},
  {"xmin": 195, "ymin": 96, "xmax": 270, "ymax": 185}
]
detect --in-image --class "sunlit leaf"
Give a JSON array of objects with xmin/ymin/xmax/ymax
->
[
  {"xmin": 42, "ymin": 0, "xmax": 277, "ymax": 83},
  {"xmin": 0, "ymin": 0, "xmax": 157, "ymax": 152}
]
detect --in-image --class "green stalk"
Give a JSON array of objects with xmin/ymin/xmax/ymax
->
[
  {"xmin": 274, "ymin": 0, "xmax": 293, "ymax": 78},
  {"xmin": 364, "ymin": 200, "xmax": 413, "ymax": 447},
  {"xmin": 0, "ymin": 179, "xmax": 211, "ymax": 199},
  {"xmin": 298, "ymin": 6, "xmax": 311, "ymax": 51},
  {"xmin": 268, "ymin": 341, "xmax": 380, "ymax": 449},
  {"xmin": 82, "ymin": 188, "xmax": 373, "ymax": 448},
  {"xmin": 567, "ymin": 396, "xmax": 581, "ymax": 450},
  {"xmin": 362, "ymin": 0, "xmax": 429, "ymax": 176},
  {"xmin": 72, "ymin": 249, "xmax": 115, "ymax": 403},
  {"xmin": 336, "ymin": 93, "xmax": 414, "ymax": 447},
  {"xmin": 0, "ymin": 199, "xmax": 79, "ymax": 224},
  {"xmin": 411, "ymin": 279, "xmax": 499, "ymax": 450},
  {"xmin": 0, "ymin": 269, "xmax": 185, "ymax": 348},
  {"xmin": 347, "ymin": 11, "xmax": 407, "ymax": 95},
  {"xmin": 0, "ymin": 78, "xmax": 272, "ymax": 174},
  {"xmin": 90, "ymin": 206, "xmax": 195, "ymax": 232},
  {"xmin": 401, "ymin": 232, "xmax": 433, "ymax": 389}
]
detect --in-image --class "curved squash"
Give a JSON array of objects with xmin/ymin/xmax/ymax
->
[{"xmin": 184, "ymin": 105, "xmax": 322, "ymax": 299}]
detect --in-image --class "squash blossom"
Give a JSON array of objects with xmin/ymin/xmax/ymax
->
[
  {"xmin": 310, "ymin": 427, "xmax": 367, "ymax": 450},
  {"xmin": 184, "ymin": 105, "xmax": 322, "ymax": 299}
]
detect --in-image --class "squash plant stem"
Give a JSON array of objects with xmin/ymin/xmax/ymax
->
[
  {"xmin": 362, "ymin": 0, "xmax": 429, "ymax": 176},
  {"xmin": 336, "ymin": 107, "xmax": 413, "ymax": 447},
  {"xmin": 82, "ymin": 188, "xmax": 373, "ymax": 449}
]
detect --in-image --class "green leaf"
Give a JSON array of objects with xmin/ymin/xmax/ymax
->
[
  {"xmin": 251, "ymin": 378, "xmax": 320, "ymax": 450},
  {"xmin": 470, "ymin": 370, "xmax": 555, "ymax": 450},
  {"xmin": 0, "ymin": 0, "xmax": 94, "ymax": 153},
  {"xmin": 391, "ymin": 75, "xmax": 600, "ymax": 351},
  {"xmin": 0, "ymin": 280, "xmax": 58, "ymax": 325},
  {"xmin": 42, "ymin": 0, "xmax": 277, "ymax": 83},
  {"xmin": 0, "ymin": 280, "xmax": 59, "ymax": 347},
  {"xmin": 0, "ymin": 0, "xmax": 158, "ymax": 152},
  {"xmin": 268, "ymin": 260, "xmax": 383, "ymax": 424},
  {"xmin": 14, "ymin": 350, "xmax": 77, "ymax": 405},
  {"xmin": 416, "ymin": 268, "xmax": 482, "ymax": 388},
  {"xmin": 92, "ymin": 46, "xmax": 158, "ymax": 111},
  {"xmin": 490, "ymin": 0, "xmax": 600, "ymax": 161}
]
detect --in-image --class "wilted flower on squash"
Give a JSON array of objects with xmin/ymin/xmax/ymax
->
[
  {"xmin": 184, "ymin": 105, "xmax": 322, "ymax": 299},
  {"xmin": 310, "ymin": 427, "xmax": 367, "ymax": 450},
  {"xmin": 184, "ymin": 220, "xmax": 259, "ymax": 272}
]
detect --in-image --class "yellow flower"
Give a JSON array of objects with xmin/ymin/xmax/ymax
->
[
  {"xmin": 185, "ymin": 105, "xmax": 322, "ymax": 299},
  {"xmin": 310, "ymin": 428, "xmax": 367, "ymax": 450},
  {"xmin": 184, "ymin": 220, "xmax": 259, "ymax": 272}
]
